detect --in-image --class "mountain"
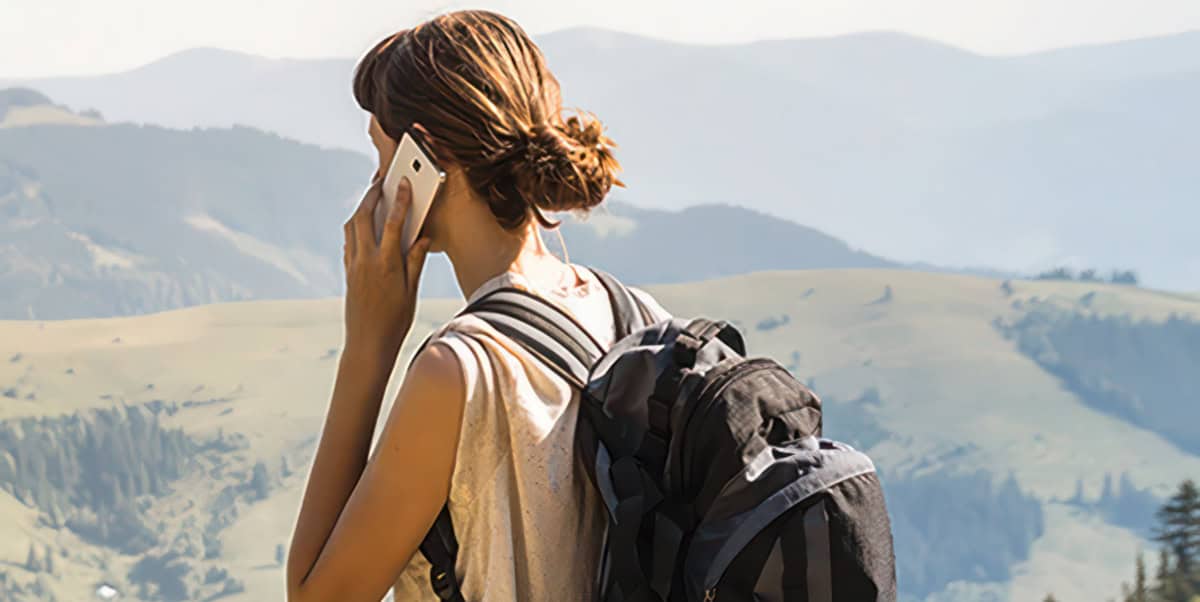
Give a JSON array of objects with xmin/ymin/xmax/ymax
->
[
  {"xmin": 1001, "ymin": 30, "xmax": 1200, "ymax": 83},
  {"xmin": 557, "ymin": 201, "xmax": 893, "ymax": 278},
  {"xmin": 0, "ymin": 100, "xmax": 893, "ymax": 319},
  {"xmin": 1, "ymin": 270, "xmax": 1197, "ymax": 601},
  {"xmin": 423, "ymin": 200, "xmax": 897, "ymax": 302},
  {"xmin": 8, "ymin": 30, "xmax": 1196, "ymax": 289},
  {"xmin": 4, "ymin": 49, "xmax": 360, "ymax": 153},
  {"xmin": 0, "ymin": 120, "xmax": 369, "ymax": 319}
]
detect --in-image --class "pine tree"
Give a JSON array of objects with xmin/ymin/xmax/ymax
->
[
  {"xmin": 1155, "ymin": 479, "xmax": 1200, "ymax": 595},
  {"xmin": 1071, "ymin": 477, "xmax": 1085, "ymax": 505},
  {"xmin": 25, "ymin": 543, "xmax": 41, "ymax": 572},
  {"xmin": 1156, "ymin": 546, "xmax": 1172, "ymax": 600},
  {"xmin": 249, "ymin": 461, "xmax": 271, "ymax": 501},
  {"xmin": 135, "ymin": 460, "xmax": 150, "ymax": 496},
  {"xmin": 1131, "ymin": 551, "xmax": 1148, "ymax": 602},
  {"xmin": 1043, "ymin": 594, "xmax": 1058, "ymax": 602},
  {"xmin": 43, "ymin": 544, "xmax": 54, "ymax": 575}
]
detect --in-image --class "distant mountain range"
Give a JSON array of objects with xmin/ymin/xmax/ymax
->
[
  {"xmin": 0, "ymin": 96, "xmax": 892, "ymax": 319},
  {"xmin": 7, "ymin": 29, "xmax": 1197, "ymax": 289}
]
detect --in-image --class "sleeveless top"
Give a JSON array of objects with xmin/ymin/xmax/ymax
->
[{"xmin": 390, "ymin": 266, "xmax": 671, "ymax": 601}]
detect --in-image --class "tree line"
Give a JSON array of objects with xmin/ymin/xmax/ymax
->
[
  {"xmin": 1044, "ymin": 479, "xmax": 1200, "ymax": 602},
  {"xmin": 1034, "ymin": 267, "xmax": 1139, "ymax": 285},
  {"xmin": 0, "ymin": 405, "xmax": 195, "ymax": 552},
  {"xmin": 887, "ymin": 469, "xmax": 1044, "ymax": 598}
]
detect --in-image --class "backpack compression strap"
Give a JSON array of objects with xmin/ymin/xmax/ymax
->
[
  {"xmin": 417, "ymin": 272, "xmax": 644, "ymax": 601},
  {"xmin": 589, "ymin": 268, "xmax": 655, "ymax": 335},
  {"xmin": 418, "ymin": 505, "xmax": 465, "ymax": 602}
]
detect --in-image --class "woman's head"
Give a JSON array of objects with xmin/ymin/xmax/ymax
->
[{"xmin": 353, "ymin": 10, "xmax": 621, "ymax": 238}]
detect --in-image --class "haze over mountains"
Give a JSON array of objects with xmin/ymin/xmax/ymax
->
[
  {"xmin": 0, "ymin": 94, "xmax": 367, "ymax": 319},
  {"xmin": 0, "ymin": 90, "xmax": 893, "ymax": 318},
  {"xmin": 9, "ymin": 28, "xmax": 1198, "ymax": 289}
]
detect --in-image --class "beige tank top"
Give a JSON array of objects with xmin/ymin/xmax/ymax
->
[{"xmin": 390, "ymin": 266, "xmax": 670, "ymax": 602}]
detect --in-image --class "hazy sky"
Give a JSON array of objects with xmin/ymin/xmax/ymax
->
[{"xmin": 5, "ymin": 0, "xmax": 1200, "ymax": 78}]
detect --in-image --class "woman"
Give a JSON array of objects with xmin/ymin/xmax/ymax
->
[{"xmin": 286, "ymin": 10, "xmax": 669, "ymax": 602}]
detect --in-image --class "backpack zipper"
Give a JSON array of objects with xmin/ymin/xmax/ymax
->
[{"xmin": 679, "ymin": 358, "xmax": 778, "ymax": 495}]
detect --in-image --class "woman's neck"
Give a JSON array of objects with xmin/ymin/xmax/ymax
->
[{"xmin": 445, "ymin": 218, "xmax": 567, "ymax": 301}]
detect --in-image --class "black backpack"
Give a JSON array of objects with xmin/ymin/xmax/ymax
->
[{"xmin": 418, "ymin": 270, "xmax": 897, "ymax": 602}]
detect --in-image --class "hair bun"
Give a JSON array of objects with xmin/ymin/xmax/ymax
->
[
  {"xmin": 354, "ymin": 10, "xmax": 622, "ymax": 230},
  {"xmin": 510, "ymin": 112, "xmax": 622, "ymax": 216}
]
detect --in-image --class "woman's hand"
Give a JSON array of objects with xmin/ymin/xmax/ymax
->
[{"xmin": 343, "ymin": 175, "xmax": 432, "ymax": 360}]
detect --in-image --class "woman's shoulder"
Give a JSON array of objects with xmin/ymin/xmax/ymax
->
[
  {"xmin": 430, "ymin": 312, "xmax": 498, "ymax": 345},
  {"xmin": 406, "ymin": 341, "xmax": 466, "ymax": 400},
  {"xmin": 422, "ymin": 312, "xmax": 522, "ymax": 392}
]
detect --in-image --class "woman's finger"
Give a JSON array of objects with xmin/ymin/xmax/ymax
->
[
  {"xmin": 379, "ymin": 177, "xmax": 413, "ymax": 259},
  {"xmin": 405, "ymin": 237, "xmax": 432, "ymax": 290},
  {"xmin": 353, "ymin": 182, "xmax": 382, "ymax": 253},
  {"xmin": 346, "ymin": 179, "xmax": 380, "ymax": 258}
]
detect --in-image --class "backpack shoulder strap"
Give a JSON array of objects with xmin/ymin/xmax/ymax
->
[
  {"xmin": 587, "ymin": 267, "xmax": 655, "ymax": 336},
  {"xmin": 404, "ymin": 286, "xmax": 604, "ymax": 388},
  {"xmin": 464, "ymin": 287, "xmax": 604, "ymax": 389}
]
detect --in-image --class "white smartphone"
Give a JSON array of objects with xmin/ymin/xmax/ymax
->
[{"xmin": 374, "ymin": 131, "xmax": 446, "ymax": 252}]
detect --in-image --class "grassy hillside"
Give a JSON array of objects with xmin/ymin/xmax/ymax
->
[
  {"xmin": 1, "ymin": 269, "xmax": 1198, "ymax": 601},
  {"xmin": 0, "ymin": 88, "xmax": 102, "ymax": 128}
]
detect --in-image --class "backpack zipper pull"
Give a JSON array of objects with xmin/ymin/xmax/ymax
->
[{"xmin": 704, "ymin": 588, "xmax": 717, "ymax": 601}]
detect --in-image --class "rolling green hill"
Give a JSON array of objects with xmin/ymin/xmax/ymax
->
[{"xmin": 1, "ymin": 269, "xmax": 1197, "ymax": 601}]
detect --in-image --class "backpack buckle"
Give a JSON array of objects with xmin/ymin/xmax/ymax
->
[
  {"xmin": 429, "ymin": 567, "xmax": 460, "ymax": 601},
  {"xmin": 673, "ymin": 333, "xmax": 701, "ymax": 367}
]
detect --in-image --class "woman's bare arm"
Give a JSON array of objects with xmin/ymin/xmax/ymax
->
[
  {"xmin": 286, "ymin": 342, "xmax": 465, "ymax": 601},
  {"xmin": 287, "ymin": 165, "xmax": 452, "ymax": 601}
]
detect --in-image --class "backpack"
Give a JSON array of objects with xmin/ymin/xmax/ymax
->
[{"xmin": 418, "ymin": 269, "xmax": 897, "ymax": 602}]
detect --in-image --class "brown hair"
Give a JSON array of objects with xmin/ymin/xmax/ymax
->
[{"xmin": 353, "ymin": 10, "xmax": 622, "ymax": 229}]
